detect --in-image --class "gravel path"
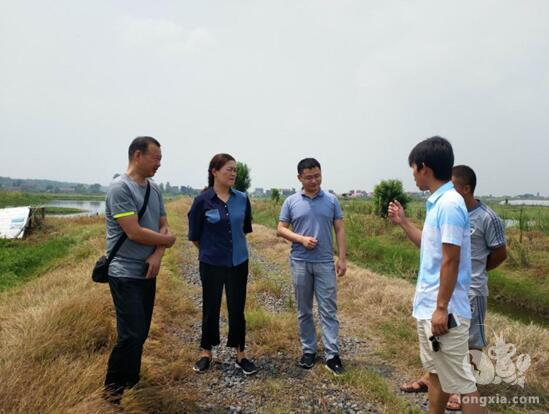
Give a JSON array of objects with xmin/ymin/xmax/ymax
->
[{"xmin": 174, "ymin": 242, "xmax": 439, "ymax": 413}]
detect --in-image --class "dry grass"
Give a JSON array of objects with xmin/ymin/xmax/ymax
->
[
  {"xmin": 0, "ymin": 237, "xmax": 119, "ymax": 413},
  {"xmin": 0, "ymin": 203, "xmax": 200, "ymax": 413},
  {"xmin": 1, "ymin": 198, "xmax": 546, "ymax": 413},
  {"xmin": 247, "ymin": 223, "xmax": 549, "ymax": 411}
]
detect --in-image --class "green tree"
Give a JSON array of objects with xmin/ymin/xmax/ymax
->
[
  {"xmin": 373, "ymin": 179, "xmax": 410, "ymax": 217},
  {"xmin": 235, "ymin": 162, "xmax": 251, "ymax": 193},
  {"xmin": 271, "ymin": 188, "xmax": 280, "ymax": 203}
]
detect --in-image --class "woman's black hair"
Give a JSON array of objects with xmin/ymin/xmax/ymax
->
[{"xmin": 207, "ymin": 153, "xmax": 236, "ymax": 187}]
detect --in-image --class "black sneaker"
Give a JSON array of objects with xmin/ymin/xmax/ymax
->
[
  {"xmin": 235, "ymin": 358, "xmax": 258, "ymax": 375},
  {"xmin": 325, "ymin": 355, "xmax": 344, "ymax": 376},
  {"xmin": 298, "ymin": 353, "xmax": 316, "ymax": 369},
  {"xmin": 193, "ymin": 356, "xmax": 212, "ymax": 373}
]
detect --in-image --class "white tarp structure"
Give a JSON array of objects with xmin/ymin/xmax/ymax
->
[{"xmin": 0, "ymin": 206, "xmax": 31, "ymax": 239}]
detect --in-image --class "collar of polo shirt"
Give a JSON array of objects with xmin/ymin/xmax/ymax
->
[
  {"xmin": 300, "ymin": 188, "xmax": 325, "ymax": 199},
  {"xmin": 426, "ymin": 181, "xmax": 454, "ymax": 206}
]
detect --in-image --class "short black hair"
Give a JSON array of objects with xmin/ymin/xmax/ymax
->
[
  {"xmin": 128, "ymin": 136, "xmax": 161, "ymax": 160},
  {"xmin": 297, "ymin": 158, "xmax": 321, "ymax": 175},
  {"xmin": 453, "ymin": 165, "xmax": 477, "ymax": 193},
  {"xmin": 408, "ymin": 136, "xmax": 454, "ymax": 181}
]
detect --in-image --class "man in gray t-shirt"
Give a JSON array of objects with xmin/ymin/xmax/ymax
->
[
  {"xmin": 103, "ymin": 137, "xmax": 176, "ymax": 404},
  {"xmin": 106, "ymin": 173, "xmax": 166, "ymax": 279},
  {"xmin": 452, "ymin": 166, "xmax": 507, "ymax": 349},
  {"xmin": 467, "ymin": 201, "xmax": 507, "ymax": 297}
]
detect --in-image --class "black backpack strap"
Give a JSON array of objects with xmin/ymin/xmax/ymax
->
[{"xmin": 107, "ymin": 181, "xmax": 151, "ymax": 263}]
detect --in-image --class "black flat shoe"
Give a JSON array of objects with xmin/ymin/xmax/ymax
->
[
  {"xmin": 235, "ymin": 358, "xmax": 258, "ymax": 375},
  {"xmin": 193, "ymin": 356, "xmax": 212, "ymax": 373}
]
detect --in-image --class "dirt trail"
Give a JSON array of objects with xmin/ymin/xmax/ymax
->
[{"xmin": 170, "ymin": 222, "xmax": 433, "ymax": 413}]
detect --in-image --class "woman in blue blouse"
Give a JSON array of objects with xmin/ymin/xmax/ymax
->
[{"xmin": 187, "ymin": 153, "xmax": 257, "ymax": 375}]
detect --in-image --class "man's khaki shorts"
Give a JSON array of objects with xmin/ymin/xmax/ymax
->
[{"xmin": 417, "ymin": 318, "xmax": 477, "ymax": 394}]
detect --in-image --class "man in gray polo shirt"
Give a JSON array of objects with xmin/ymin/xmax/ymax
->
[
  {"xmin": 103, "ymin": 136, "xmax": 176, "ymax": 403},
  {"xmin": 277, "ymin": 158, "xmax": 347, "ymax": 375}
]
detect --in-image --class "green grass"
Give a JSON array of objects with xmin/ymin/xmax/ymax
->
[
  {"xmin": 335, "ymin": 366, "xmax": 423, "ymax": 413},
  {"xmin": 488, "ymin": 269, "xmax": 549, "ymax": 324},
  {"xmin": 44, "ymin": 207, "xmax": 86, "ymax": 215},
  {"xmin": 0, "ymin": 221, "xmax": 103, "ymax": 291},
  {"xmin": 489, "ymin": 203, "xmax": 549, "ymax": 235}
]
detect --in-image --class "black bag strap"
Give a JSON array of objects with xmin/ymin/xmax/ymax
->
[{"xmin": 106, "ymin": 181, "xmax": 151, "ymax": 263}]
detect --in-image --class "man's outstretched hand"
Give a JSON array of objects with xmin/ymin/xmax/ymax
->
[{"xmin": 388, "ymin": 200, "xmax": 406, "ymax": 225}]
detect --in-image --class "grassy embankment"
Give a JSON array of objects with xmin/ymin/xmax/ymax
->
[
  {"xmin": 0, "ymin": 198, "xmax": 547, "ymax": 413},
  {"xmin": 0, "ymin": 201, "xmax": 202, "ymax": 413},
  {"xmin": 252, "ymin": 198, "xmax": 549, "ymax": 326},
  {"xmin": 250, "ymin": 200, "xmax": 548, "ymax": 412},
  {"xmin": 0, "ymin": 217, "xmax": 103, "ymax": 291},
  {"xmin": 0, "ymin": 199, "xmax": 430, "ymax": 413}
]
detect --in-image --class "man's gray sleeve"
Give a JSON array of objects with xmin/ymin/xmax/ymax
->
[
  {"xmin": 159, "ymin": 191, "xmax": 167, "ymax": 217},
  {"xmin": 485, "ymin": 214, "xmax": 506, "ymax": 249},
  {"xmin": 108, "ymin": 182, "xmax": 138, "ymax": 219}
]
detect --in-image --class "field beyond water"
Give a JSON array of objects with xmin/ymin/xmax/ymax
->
[{"xmin": 0, "ymin": 198, "xmax": 547, "ymax": 413}]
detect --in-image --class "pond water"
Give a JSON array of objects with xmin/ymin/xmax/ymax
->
[
  {"xmin": 46, "ymin": 200, "xmax": 106, "ymax": 216},
  {"xmin": 500, "ymin": 199, "xmax": 549, "ymax": 206}
]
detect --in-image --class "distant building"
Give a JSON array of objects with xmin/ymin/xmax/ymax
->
[
  {"xmin": 180, "ymin": 186, "xmax": 200, "ymax": 196},
  {"xmin": 341, "ymin": 189, "xmax": 368, "ymax": 199},
  {"xmin": 280, "ymin": 188, "xmax": 296, "ymax": 196},
  {"xmin": 407, "ymin": 191, "xmax": 429, "ymax": 199}
]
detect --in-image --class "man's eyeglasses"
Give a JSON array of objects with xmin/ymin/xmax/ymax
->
[{"xmin": 301, "ymin": 174, "xmax": 321, "ymax": 182}]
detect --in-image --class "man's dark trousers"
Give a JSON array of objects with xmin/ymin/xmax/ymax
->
[{"xmin": 105, "ymin": 276, "xmax": 156, "ymax": 390}]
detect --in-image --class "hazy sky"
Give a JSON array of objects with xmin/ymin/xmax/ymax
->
[{"xmin": 1, "ymin": 1, "xmax": 548, "ymax": 195}]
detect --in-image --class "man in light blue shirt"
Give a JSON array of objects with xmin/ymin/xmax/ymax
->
[
  {"xmin": 277, "ymin": 158, "xmax": 347, "ymax": 375},
  {"xmin": 412, "ymin": 180, "xmax": 472, "ymax": 321},
  {"xmin": 389, "ymin": 137, "xmax": 483, "ymax": 414}
]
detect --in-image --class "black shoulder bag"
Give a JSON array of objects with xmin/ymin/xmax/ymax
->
[{"xmin": 91, "ymin": 181, "xmax": 151, "ymax": 283}]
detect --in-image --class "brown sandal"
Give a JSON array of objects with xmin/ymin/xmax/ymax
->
[
  {"xmin": 399, "ymin": 379, "xmax": 429, "ymax": 393},
  {"xmin": 446, "ymin": 394, "xmax": 461, "ymax": 411}
]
